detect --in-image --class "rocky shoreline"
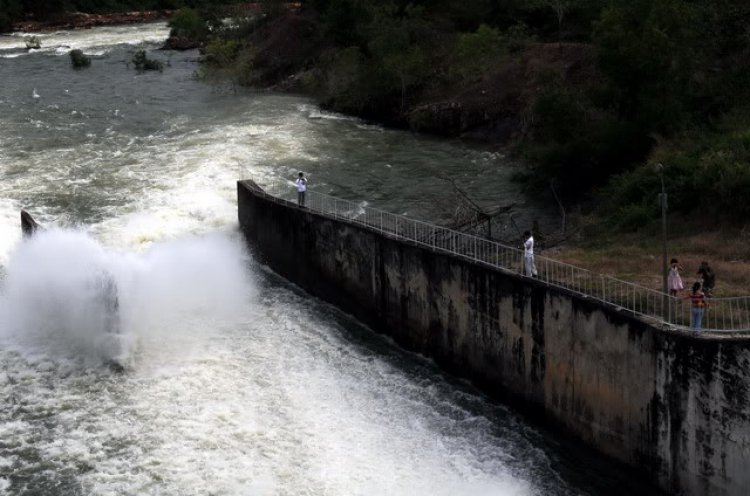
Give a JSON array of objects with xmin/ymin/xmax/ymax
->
[{"xmin": 12, "ymin": 10, "xmax": 174, "ymax": 34}]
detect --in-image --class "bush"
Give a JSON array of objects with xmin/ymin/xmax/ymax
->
[
  {"xmin": 450, "ymin": 24, "xmax": 504, "ymax": 83},
  {"xmin": 614, "ymin": 203, "xmax": 655, "ymax": 232},
  {"xmin": 533, "ymin": 89, "xmax": 585, "ymax": 142},
  {"xmin": 504, "ymin": 22, "xmax": 535, "ymax": 53},
  {"xmin": 168, "ymin": 8, "xmax": 209, "ymax": 42},
  {"xmin": 321, "ymin": 0, "xmax": 371, "ymax": 47},
  {"xmin": 0, "ymin": 0, "xmax": 21, "ymax": 33},
  {"xmin": 132, "ymin": 50, "xmax": 164, "ymax": 71},
  {"xmin": 69, "ymin": 49, "xmax": 91, "ymax": 68},
  {"xmin": 24, "ymin": 36, "xmax": 42, "ymax": 49},
  {"xmin": 199, "ymin": 38, "xmax": 255, "ymax": 86},
  {"xmin": 600, "ymin": 113, "xmax": 750, "ymax": 230},
  {"xmin": 202, "ymin": 38, "xmax": 243, "ymax": 67}
]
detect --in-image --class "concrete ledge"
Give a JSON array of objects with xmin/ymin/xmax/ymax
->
[{"xmin": 238, "ymin": 180, "xmax": 750, "ymax": 496}]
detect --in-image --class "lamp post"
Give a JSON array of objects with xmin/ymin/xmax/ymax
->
[{"xmin": 656, "ymin": 164, "xmax": 668, "ymax": 321}]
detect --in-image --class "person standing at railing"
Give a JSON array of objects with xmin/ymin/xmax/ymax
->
[
  {"xmin": 523, "ymin": 230, "xmax": 537, "ymax": 277},
  {"xmin": 688, "ymin": 281, "xmax": 709, "ymax": 334},
  {"xmin": 296, "ymin": 172, "xmax": 307, "ymax": 207},
  {"xmin": 668, "ymin": 258, "xmax": 684, "ymax": 296},
  {"xmin": 697, "ymin": 261, "xmax": 715, "ymax": 297}
]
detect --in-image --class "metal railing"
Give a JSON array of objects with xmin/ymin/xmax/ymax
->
[{"xmin": 240, "ymin": 174, "xmax": 750, "ymax": 333}]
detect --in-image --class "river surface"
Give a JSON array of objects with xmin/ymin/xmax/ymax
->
[{"xmin": 0, "ymin": 23, "xmax": 651, "ymax": 496}]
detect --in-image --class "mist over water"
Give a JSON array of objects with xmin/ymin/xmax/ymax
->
[
  {"xmin": 0, "ymin": 229, "xmax": 250, "ymax": 367},
  {"xmin": 0, "ymin": 22, "xmax": 650, "ymax": 496}
]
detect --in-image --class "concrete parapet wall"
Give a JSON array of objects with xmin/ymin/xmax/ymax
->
[{"xmin": 238, "ymin": 180, "xmax": 750, "ymax": 496}]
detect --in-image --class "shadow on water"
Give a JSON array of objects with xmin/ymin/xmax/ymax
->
[{"xmin": 255, "ymin": 265, "xmax": 663, "ymax": 496}]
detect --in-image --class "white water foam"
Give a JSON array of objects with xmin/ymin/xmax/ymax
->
[
  {"xmin": 0, "ymin": 228, "xmax": 252, "ymax": 368},
  {"xmin": 0, "ymin": 23, "xmax": 169, "ymax": 57}
]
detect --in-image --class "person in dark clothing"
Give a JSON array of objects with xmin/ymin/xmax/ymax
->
[{"xmin": 697, "ymin": 261, "xmax": 715, "ymax": 297}]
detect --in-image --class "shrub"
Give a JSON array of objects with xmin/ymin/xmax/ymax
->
[
  {"xmin": 202, "ymin": 39, "xmax": 243, "ymax": 67},
  {"xmin": 613, "ymin": 203, "xmax": 655, "ymax": 232},
  {"xmin": 24, "ymin": 36, "xmax": 42, "ymax": 49},
  {"xmin": 168, "ymin": 8, "xmax": 209, "ymax": 43},
  {"xmin": 199, "ymin": 39, "xmax": 255, "ymax": 86},
  {"xmin": 450, "ymin": 24, "xmax": 504, "ymax": 83},
  {"xmin": 533, "ymin": 89, "xmax": 585, "ymax": 142},
  {"xmin": 321, "ymin": 0, "xmax": 371, "ymax": 47},
  {"xmin": 132, "ymin": 50, "xmax": 164, "ymax": 71},
  {"xmin": 600, "ymin": 114, "xmax": 750, "ymax": 230},
  {"xmin": 0, "ymin": 0, "xmax": 20, "ymax": 33},
  {"xmin": 320, "ymin": 47, "xmax": 367, "ymax": 112},
  {"xmin": 504, "ymin": 22, "xmax": 535, "ymax": 53},
  {"xmin": 69, "ymin": 49, "xmax": 91, "ymax": 68}
]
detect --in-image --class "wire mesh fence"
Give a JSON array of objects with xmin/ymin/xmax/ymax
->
[{"xmin": 240, "ymin": 174, "xmax": 750, "ymax": 333}]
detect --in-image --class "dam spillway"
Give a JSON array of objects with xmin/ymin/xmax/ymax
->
[
  {"xmin": 238, "ymin": 178, "xmax": 750, "ymax": 496},
  {"xmin": 0, "ymin": 20, "xmax": 721, "ymax": 495}
]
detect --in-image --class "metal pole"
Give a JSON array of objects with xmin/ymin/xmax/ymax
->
[{"xmin": 657, "ymin": 164, "xmax": 668, "ymax": 322}]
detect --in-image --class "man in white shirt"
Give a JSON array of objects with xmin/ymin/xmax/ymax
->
[
  {"xmin": 296, "ymin": 172, "xmax": 307, "ymax": 206},
  {"xmin": 523, "ymin": 230, "xmax": 537, "ymax": 277}
]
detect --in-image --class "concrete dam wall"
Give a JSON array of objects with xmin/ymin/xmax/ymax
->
[{"xmin": 237, "ymin": 180, "xmax": 750, "ymax": 496}]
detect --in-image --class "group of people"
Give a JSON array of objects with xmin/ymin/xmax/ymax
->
[
  {"xmin": 522, "ymin": 228, "xmax": 716, "ymax": 332},
  {"xmin": 668, "ymin": 259, "xmax": 716, "ymax": 331},
  {"xmin": 296, "ymin": 176, "xmax": 718, "ymax": 333}
]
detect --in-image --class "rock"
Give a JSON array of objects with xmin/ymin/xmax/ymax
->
[
  {"xmin": 164, "ymin": 36, "xmax": 202, "ymax": 51},
  {"xmin": 21, "ymin": 210, "xmax": 41, "ymax": 237}
]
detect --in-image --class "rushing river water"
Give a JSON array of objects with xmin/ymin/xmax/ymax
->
[{"xmin": 0, "ymin": 23, "xmax": 651, "ymax": 496}]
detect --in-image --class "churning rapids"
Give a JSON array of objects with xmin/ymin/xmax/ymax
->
[{"xmin": 0, "ymin": 22, "xmax": 647, "ymax": 496}]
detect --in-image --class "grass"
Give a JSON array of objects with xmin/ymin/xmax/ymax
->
[{"xmin": 553, "ymin": 228, "xmax": 750, "ymax": 298}]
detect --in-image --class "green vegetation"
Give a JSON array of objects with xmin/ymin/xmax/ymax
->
[
  {"xmin": 24, "ymin": 35, "xmax": 41, "ymax": 48},
  {"xmin": 0, "ymin": 0, "xmax": 21, "ymax": 32},
  {"xmin": 4, "ymin": 0, "xmax": 749, "ymax": 230},
  {"xmin": 450, "ymin": 25, "xmax": 504, "ymax": 84},
  {"xmin": 253, "ymin": 0, "xmax": 750, "ymax": 230},
  {"xmin": 167, "ymin": 7, "xmax": 209, "ymax": 43},
  {"xmin": 0, "ymin": 0, "xmax": 242, "ymax": 30},
  {"xmin": 69, "ymin": 48, "xmax": 91, "ymax": 67},
  {"xmin": 132, "ymin": 49, "xmax": 163, "ymax": 70}
]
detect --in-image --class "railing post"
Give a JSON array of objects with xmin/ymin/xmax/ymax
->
[
  {"xmin": 667, "ymin": 295, "xmax": 671, "ymax": 325},
  {"xmin": 241, "ymin": 180, "xmax": 750, "ymax": 332}
]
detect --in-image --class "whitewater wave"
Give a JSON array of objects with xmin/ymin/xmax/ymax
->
[
  {"xmin": 0, "ymin": 228, "xmax": 253, "ymax": 369},
  {"xmin": 0, "ymin": 22, "xmax": 169, "ymax": 57}
]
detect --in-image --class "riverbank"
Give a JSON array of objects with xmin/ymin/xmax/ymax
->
[
  {"xmin": 207, "ymin": 8, "xmax": 749, "ymax": 297},
  {"xmin": 198, "ymin": 2, "xmax": 750, "ymax": 247},
  {"xmin": 10, "ymin": 10, "xmax": 174, "ymax": 33},
  {"xmin": 231, "ymin": 10, "xmax": 596, "ymax": 146}
]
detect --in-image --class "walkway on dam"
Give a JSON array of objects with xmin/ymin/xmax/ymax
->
[{"xmin": 240, "ymin": 175, "xmax": 750, "ymax": 333}]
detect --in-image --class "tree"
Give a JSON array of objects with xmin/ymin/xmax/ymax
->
[
  {"xmin": 451, "ymin": 24, "xmax": 504, "ymax": 84},
  {"xmin": 21, "ymin": 0, "xmax": 69, "ymax": 20},
  {"xmin": 593, "ymin": 0, "xmax": 702, "ymax": 130},
  {"xmin": 383, "ymin": 46, "xmax": 426, "ymax": 114},
  {"xmin": 0, "ymin": 0, "xmax": 21, "ymax": 33},
  {"xmin": 132, "ymin": 50, "xmax": 164, "ymax": 70},
  {"xmin": 168, "ymin": 8, "xmax": 209, "ymax": 43},
  {"xmin": 367, "ymin": 5, "xmax": 429, "ymax": 115},
  {"xmin": 545, "ymin": 0, "xmax": 573, "ymax": 44}
]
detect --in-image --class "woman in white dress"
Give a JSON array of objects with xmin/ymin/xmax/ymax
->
[{"xmin": 668, "ymin": 258, "xmax": 684, "ymax": 296}]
